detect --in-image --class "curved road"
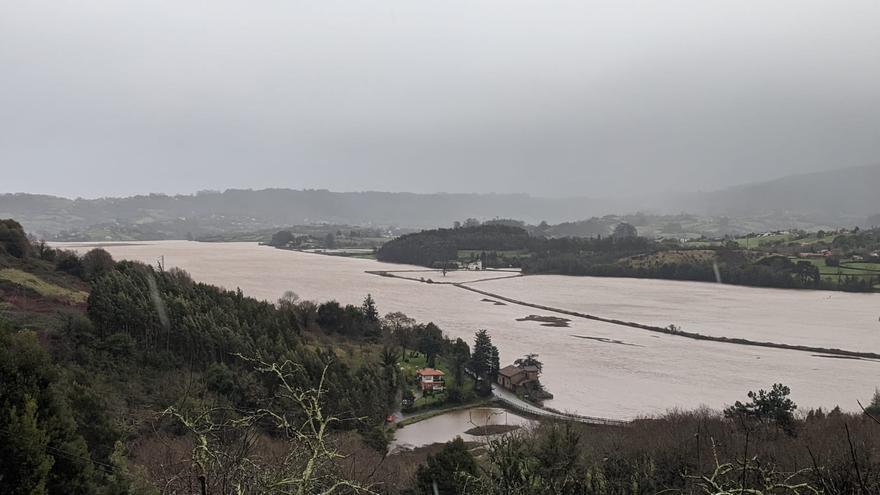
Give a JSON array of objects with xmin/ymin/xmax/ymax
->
[{"xmin": 491, "ymin": 386, "xmax": 625, "ymax": 426}]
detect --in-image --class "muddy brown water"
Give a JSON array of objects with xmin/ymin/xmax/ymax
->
[
  {"xmin": 57, "ymin": 241, "xmax": 880, "ymax": 419},
  {"xmin": 391, "ymin": 407, "xmax": 532, "ymax": 452}
]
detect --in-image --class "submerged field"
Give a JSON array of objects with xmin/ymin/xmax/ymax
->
[
  {"xmin": 57, "ymin": 241, "xmax": 880, "ymax": 420},
  {"xmin": 473, "ymin": 274, "xmax": 880, "ymax": 354}
]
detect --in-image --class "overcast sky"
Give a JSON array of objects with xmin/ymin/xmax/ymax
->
[{"xmin": 2, "ymin": 0, "xmax": 879, "ymax": 199}]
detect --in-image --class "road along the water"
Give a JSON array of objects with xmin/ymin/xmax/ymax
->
[{"xmin": 490, "ymin": 386, "xmax": 625, "ymax": 426}]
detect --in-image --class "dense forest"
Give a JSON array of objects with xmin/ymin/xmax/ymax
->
[
  {"xmin": 0, "ymin": 218, "xmax": 471, "ymax": 493},
  {"xmin": 376, "ymin": 225, "xmax": 530, "ymax": 267}
]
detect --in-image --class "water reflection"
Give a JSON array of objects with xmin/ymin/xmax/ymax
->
[{"xmin": 390, "ymin": 407, "xmax": 533, "ymax": 453}]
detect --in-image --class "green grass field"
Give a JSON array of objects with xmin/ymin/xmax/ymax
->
[
  {"xmin": 782, "ymin": 258, "xmax": 879, "ymax": 291},
  {"xmin": 0, "ymin": 268, "xmax": 88, "ymax": 304},
  {"xmin": 791, "ymin": 258, "xmax": 878, "ymax": 276}
]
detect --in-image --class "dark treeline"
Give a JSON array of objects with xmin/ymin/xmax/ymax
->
[
  {"xmin": 376, "ymin": 225, "xmax": 652, "ymax": 269},
  {"xmin": 831, "ymin": 227, "xmax": 880, "ymax": 252},
  {"xmin": 82, "ymin": 262, "xmax": 403, "ymax": 435},
  {"xmin": 376, "ymin": 224, "xmax": 879, "ymax": 292},
  {"xmin": 523, "ymin": 244, "xmax": 877, "ymax": 291},
  {"xmin": 377, "ymin": 225, "xmax": 530, "ymax": 267}
]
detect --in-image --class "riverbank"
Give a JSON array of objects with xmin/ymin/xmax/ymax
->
[
  {"xmin": 397, "ymin": 399, "xmax": 495, "ymax": 427},
  {"xmin": 390, "ymin": 404, "xmax": 537, "ymax": 453},
  {"xmin": 269, "ymin": 245, "xmax": 378, "ymax": 259},
  {"xmin": 367, "ymin": 269, "xmax": 521, "ymax": 285},
  {"xmin": 390, "ymin": 393, "xmax": 627, "ymax": 454}
]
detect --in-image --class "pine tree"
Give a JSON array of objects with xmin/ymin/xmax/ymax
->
[
  {"xmin": 450, "ymin": 338, "xmax": 471, "ymax": 384},
  {"xmin": 470, "ymin": 330, "xmax": 494, "ymax": 379},
  {"xmin": 0, "ymin": 397, "xmax": 54, "ymax": 495},
  {"xmin": 362, "ymin": 294, "xmax": 379, "ymax": 323},
  {"xmin": 0, "ymin": 327, "xmax": 98, "ymax": 494},
  {"xmin": 865, "ymin": 388, "xmax": 880, "ymax": 416}
]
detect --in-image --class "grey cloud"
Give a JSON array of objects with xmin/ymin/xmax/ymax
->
[{"xmin": 1, "ymin": 0, "xmax": 879, "ymax": 198}]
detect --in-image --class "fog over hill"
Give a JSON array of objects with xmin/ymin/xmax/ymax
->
[
  {"xmin": 672, "ymin": 163, "xmax": 880, "ymax": 224},
  {"xmin": 2, "ymin": 164, "xmax": 878, "ymax": 239},
  {"xmin": 0, "ymin": 190, "xmax": 619, "ymax": 236}
]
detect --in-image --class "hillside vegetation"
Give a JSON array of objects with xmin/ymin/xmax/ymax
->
[
  {"xmin": 377, "ymin": 224, "xmax": 880, "ymax": 291},
  {"xmin": 377, "ymin": 225, "xmax": 530, "ymax": 267},
  {"xmin": 679, "ymin": 163, "xmax": 880, "ymax": 223},
  {"xmin": 4, "ymin": 166, "xmax": 879, "ymax": 241},
  {"xmin": 0, "ymin": 218, "xmax": 447, "ymax": 493},
  {"xmin": 7, "ymin": 217, "xmax": 880, "ymax": 494}
]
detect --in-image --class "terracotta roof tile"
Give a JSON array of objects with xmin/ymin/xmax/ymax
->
[{"xmin": 417, "ymin": 368, "xmax": 445, "ymax": 376}]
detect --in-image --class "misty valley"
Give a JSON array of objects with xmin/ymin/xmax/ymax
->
[{"xmin": 5, "ymin": 0, "xmax": 880, "ymax": 492}]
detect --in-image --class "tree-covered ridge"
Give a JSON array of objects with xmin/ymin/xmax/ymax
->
[
  {"xmin": 87, "ymin": 261, "xmax": 300, "ymax": 366},
  {"xmin": 376, "ymin": 224, "xmax": 530, "ymax": 267},
  {"xmin": 375, "ymin": 221, "xmax": 880, "ymax": 291},
  {"xmin": 80, "ymin": 259, "xmax": 409, "ymax": 427},
  {"xmin": 1, "ymin": 218, "xmax": 459, "ymax": 492},
  {"xmin": 522, "ymin": 238, "xmax": 878, "ymax": 291}
]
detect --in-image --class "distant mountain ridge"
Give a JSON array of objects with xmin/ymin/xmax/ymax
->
[
  {"xmin": 2, "ymin": 164, "xmax": 877, "ymax": 238},
  {"xmin": 0, "ymin": 189, "xmax": 624, "ymax": 237},
  {"xmin": 676, "ymin": 164, "xmax": 880, "ymax": 223}
]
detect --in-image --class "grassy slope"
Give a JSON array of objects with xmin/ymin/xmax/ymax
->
[
  {"xmin": 789, "ymin": 258, "xmax": 880, "ymax": 279},
  {"xmin": 0, "ymin": 268, "xmax": 87, "ymax": 304},
  {"xmin": 0, "ymin": 253, "xmax": 90, "ymax": 329}
]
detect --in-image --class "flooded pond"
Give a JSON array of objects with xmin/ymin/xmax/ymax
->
[{"xmin": 391, "ymin": 407, "xmax": 533, "ymax": 452}]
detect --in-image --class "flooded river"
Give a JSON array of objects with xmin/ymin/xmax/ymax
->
[{"xmin": 57, "ymin": 241, "xmax": 880, "ymax": 419}]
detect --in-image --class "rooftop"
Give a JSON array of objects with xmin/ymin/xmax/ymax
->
[
  {"xmin": 499, "ymin": 364, "xmax": 540, "ymax": 377},
  {"xmin": 417, "ymin": 368, "xmax": 445, "ymax": 376}
]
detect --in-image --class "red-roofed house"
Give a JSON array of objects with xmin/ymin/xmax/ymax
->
[{"xmin": 416, "ymin": 368, "xmax": 445, "ymax": 392}]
